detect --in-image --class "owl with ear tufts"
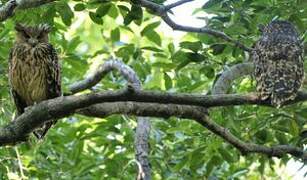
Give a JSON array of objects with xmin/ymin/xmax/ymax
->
[
  {"xmin": 252, "ymin": 20, "xmax": 304, "ymax": 107},
  {"xmin": 8, "ymin": 23, "xmax": 61, "ymax": 139}
]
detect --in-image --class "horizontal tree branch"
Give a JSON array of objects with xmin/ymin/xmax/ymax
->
[
  {"xmin": 0, "ymin": 0, "xmax": 55, "ymax": 22},
  {"xmin": 138, "ymin": 0, "xmax": 252, "ymax": 52},
  {"xmin": 2, "ymin": 87, "xmax": 307, "ymax": 142},
  {"xmin": 17, "ymin": 0, "xmax": 55, "ymax": 9},
  {"xmin": 2, "ymin": 97, "xmax": 306, "ymax": 160},
  {"xmin": 63, "ymin": 87, "xmax": 307, "ymax": 108},
  {"xmin": 79, "ymin": 102, "xmax": 307, "ymax": 160},
  {"xmin": 212, "ymin": 62, "xmax": 254, "ymax": 94}
]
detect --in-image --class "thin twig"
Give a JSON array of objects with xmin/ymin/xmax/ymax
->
[
  {"xmin": 138, "ymin": 0, "xmax": 252, "ymax": 52},
  {"xmin": 161, "ymin": 14, "xmax": 252, "ymax": 52},
  {"xmin": 165, "ymin": 0, "xmax": 194, "ymax": 11},
  {"xmin": 14, "ymin": 147, "xmax": 25, "ymax": 179}
]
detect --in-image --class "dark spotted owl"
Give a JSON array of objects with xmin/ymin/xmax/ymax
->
[
  {"xmin": 8, "ymin": 24, "xmax": 61, "ymax": 139},
  {"xmin": 252, "ymin": 20, "xmax": 304, "ymax": 107}
]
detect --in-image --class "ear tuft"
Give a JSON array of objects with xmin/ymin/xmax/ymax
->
[
  {"xmin": 39, "ymin": 24, "xmax": 52, "ymax": 33},
  {"xmin": 15, "ymin": 23, "xmax": 26, "ymax": 32}
]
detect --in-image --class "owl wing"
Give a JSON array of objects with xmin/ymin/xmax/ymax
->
[
  {"xmin": 270, "ymin": 47, "xmax": 304, "ymax": 106},
  {"xmin": 8, "ymin": 48, "xmax": 27, "ymax": 116},
  {"xmin": 46, "ymin": 44, "xmax": 61, "ymax": 98},
  {"xmin": 33, "ymin": 44, "xmax": 61, "ymax": 139},
  {"xmin": 253, "ymin": 42, "xmax": 273, "ymax": 101},
  {"xmin": 254, "ymin": 38, "xmax": 304, "ymax": 107}
]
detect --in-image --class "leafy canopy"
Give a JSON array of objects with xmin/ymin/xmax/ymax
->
[{"xmin": 0, "ymin": 0, "xmax": 306, "ymax": 179}]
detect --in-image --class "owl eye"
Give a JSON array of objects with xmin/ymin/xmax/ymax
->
[
  {"xmin": 37, "ymin": 33, "xmax": 43, "ymax": 39},
  {"xmin": 22, "ymin": 31, "xmax": 30, "ymax": 39}
]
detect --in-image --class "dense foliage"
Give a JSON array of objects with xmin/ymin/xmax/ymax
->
[{"xmin": 0, "ymin": 0, "xmax": 306, "ymax": 178}]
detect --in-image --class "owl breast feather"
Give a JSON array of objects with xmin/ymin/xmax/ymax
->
[{"xmin": 10, "ymin": 44, "xmax": 50, "ymax": 106}]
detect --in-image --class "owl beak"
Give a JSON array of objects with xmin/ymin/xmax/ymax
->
[{"xmin": 28, "ymin": 39, "xmax": 38, "ymax": 47}]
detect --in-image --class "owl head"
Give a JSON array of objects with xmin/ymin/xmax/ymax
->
[
  {"xmin": 258, "ymin": 20, "xmax": 299, "ymax": 37},
  {"xmin": 15, "ymin": 23, "xmax": 51, "ymax": 47}
]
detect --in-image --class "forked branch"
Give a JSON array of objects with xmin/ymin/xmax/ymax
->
[{"xmin": 138, "ymin": 0, "xmax": 252, "ymax": 52}]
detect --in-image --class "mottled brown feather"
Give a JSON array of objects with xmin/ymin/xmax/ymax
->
[
  {"xmin": 8, "ymin": 24, "xmax": 61, "ymax": 139},
  {"xmin": 252, "ymin": 20, "xmax": 304, "ymax": 107}
]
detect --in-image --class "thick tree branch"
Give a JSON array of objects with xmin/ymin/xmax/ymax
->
[
  {"xmin": 68, "ymin": 88, "xmax": 307, "ymax": 107},
  {"xmin": 138, "ymin": 0, "xmax": 252, "ymax": 52},
  {"xmin": 2, "ymin": 87, "xmax": 307, "ymax": 137},
  {"xmin": 80, "ymin": 103, "xmax": 306, "ymax": 160},
  {"xmin": 212, "ymin": 63, "xmax": 254, "ymax": 94},
  {"xmin": 69, "ymin": 59, "xmax": 151, "ymax": 180},
  {"xmin": 0, "ymin": 0, "xmax": 55, "ymax": 22},
  {"xmin": 3, "ymin": 98, "xmax": 306, "ymax": 160}
]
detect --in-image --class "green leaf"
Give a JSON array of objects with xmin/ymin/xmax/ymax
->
[
  {"xmin": 258, "ymin": 157, "xmax": 266, "ymax": 174},
  {"xmin": 124, "ymin": 5, "xmax": 143, "ymax": 26},
  {"xmin": 289, "ymin": 119, "xmax": 300, "ymax": 136},
  {"xmin": 108, "ymin": 4, "xmax": 119, "ymax": 18},
  {"xmin": 255, "ymin": 129, "xmax": 268, "ymax": 143},
  {"xmin": 189, "ymin": 146, "xmax": 206, "ymax": 171},
  {"xmin": 144, "ymin": 30, "xmax": 161, "ymax": 46},
  {"xmin": 115, "ymin": 44, "xmax": 135, "ymax": 61},
  {"xmin": 230, "ymin": 169, "xmax": 249, "ymax": 178},
  {"xmin": 202, "ymin": 0, "xmax": 224, "ymax": 10},
  {"xmin": 218, "ymin": 147, "xmax": 234, "ymax": 163},
  {"xmin": 179, "ymin": 41, "xmax": 203, "ymax": 52},
  {"xmin": 168, "ymin": 43, "xmax": 175, "ymax": 54},
  {"xmin": 141, "ymin": 46, "xmax": 163, "ymax": 52},
  {"xmin": 111, "ymin": 28, "xmax": 120, "ymax": 42},
  {"xmin": 210, "ymin": 44, "xmax": 227, "ymax": 55},
  {"xmin": 141, "ymin": 22, "xmax": 161, "ymax": 36},
  {"xmin": 186, "ymin": 52, "xmax": 206, "ymax": 62},
  {"xmin": 200, "ymin": 66, "xmax": 215, "ymax": 79},
  {"xmin": 152, "ymin": 62, "xmax": 176, "ymax": 71},
  {"xmin": 118, "ymin": 5, "xmax": 130, "ymax": 17},
  {"xmin": 123, "ymin": 15, "xmax": 134, "ymax": 26},
  {"xmin": 67, "ymin": 36, "xmax": 81, "ymax": 53},
  {"xmin": 164, "ymin": 73, "xmax": 172, "ymax": 89},
  {"xmin": 275, "ymin": 131, "xmax": 288, "ymax": 144},
  {"xmin": 89, "ymin": 12, "xmax": 104, "ymax": 25},
  {"xmin": 74, "ymin": 3, "xmax": 86, "ymax": 11},
  {"xmin": 96, "ymin": 3, "xmax": 112, "ymax": 17},
  {"xmin": 205, "ymin": 155, "xmax": 222, "ymax": 176},
  {"xmin": 173, "ymin": 156, "xmax": 189, "ymax": 171},
  {"xmin": 56, "ymin": 2, "xmax": 74, "ymax": 26}
]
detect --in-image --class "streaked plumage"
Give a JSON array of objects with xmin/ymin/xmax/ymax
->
[
  {"xmin": 252, "ymin": 20, "xmax": 304, "ymax": 107},
  {"xmin": 8, "ymin": 23, "xmax": 61, "ymax": 139}
]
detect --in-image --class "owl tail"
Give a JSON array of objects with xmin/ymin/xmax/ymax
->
[
  {"xmin": 33, "ymin": 120, "xmax": 57, "ymax": 139},
  {"xmin": 271, "ymin": 91, "xmax": 297, "ymax": 108}
]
